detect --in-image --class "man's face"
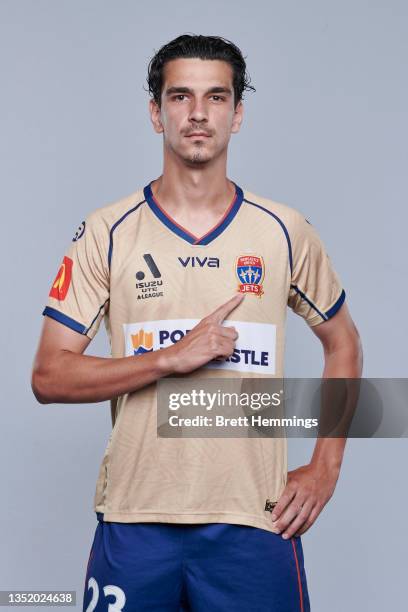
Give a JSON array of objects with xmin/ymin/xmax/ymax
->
[{"xmin": 150, "ymin": 58, "xmax": 243, "ymax": 165}]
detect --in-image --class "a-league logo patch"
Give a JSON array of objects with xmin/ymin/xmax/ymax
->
[
  {"xmin": 49, "ymin": 256, "xmax": 73, "ymax": 301},
  {"xmin": 236, "ymin": 255, "xmax": 264, "ymax": 297}
]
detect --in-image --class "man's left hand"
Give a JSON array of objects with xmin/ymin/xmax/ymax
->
[{"xmin": 271, "ymin": 462, "xmax": 340, "ymax": 538}]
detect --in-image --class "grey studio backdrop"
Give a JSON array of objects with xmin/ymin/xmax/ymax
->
[{"xmin": 1, "ymin": 1, "xmax": 407, "ymax": 611}]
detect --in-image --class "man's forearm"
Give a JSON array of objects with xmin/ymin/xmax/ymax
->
[
  {"xmin": 33, "ymin": 348, "xmax": 176, "ymax": 404},
  {"xmin": 311, "ymin": 342, "xmax": 363, "ymax": 472}
]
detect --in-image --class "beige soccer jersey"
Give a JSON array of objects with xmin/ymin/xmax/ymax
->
[{"xmin": 42, "ymin": 179, "xmax": 345, "ymax": 534}]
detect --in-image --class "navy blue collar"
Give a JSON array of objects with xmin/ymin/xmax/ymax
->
[{"xmin": 143, "ymin": 180, "xmax": 244, "ymax": 245}]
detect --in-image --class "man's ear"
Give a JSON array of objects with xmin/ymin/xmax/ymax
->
[
  {"xmin": 149, "ymin": 99, "xmax": 164, "ymax": 134},
  {"xmin": 231, "ymin": 100, "xmax": 244, "ymax": 134}
]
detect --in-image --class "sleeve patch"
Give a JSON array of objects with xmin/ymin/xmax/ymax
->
[{"xmin": 48, "ymin": 256, "xmax": 73, "ymax": 301}]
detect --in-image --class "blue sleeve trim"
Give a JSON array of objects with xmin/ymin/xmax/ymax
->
[
  {"xmin": 42, "ymin": 306, "xmax": 87, "ymax": 335},
  {"xmin": 290, "ymin": 286, "xmax": 346, "ymax": 322},
  {"xmin": 244, "ymin": 199, "xmax": 293, "ymax": 275},
  {"xmin": 290, "ymin": 284, "xmax": 326, "ymax": 319},
  {"xmin": 325, "ymin": 289, "xmax": 346, "ymax": 319}
]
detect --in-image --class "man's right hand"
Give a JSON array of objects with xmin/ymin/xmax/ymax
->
[{"xmin": 161, "ymin": 293, "xmax": 245, "ymax": 375}]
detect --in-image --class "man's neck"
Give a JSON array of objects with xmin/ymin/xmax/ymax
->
[{"xmin": 151, "ymin": 166, "xmax": 235, "ymax": 217}]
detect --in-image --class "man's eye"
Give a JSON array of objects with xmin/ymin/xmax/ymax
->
[{"xmin": 172, "ymin": 95, "xmax": 224, "ymax": 102}]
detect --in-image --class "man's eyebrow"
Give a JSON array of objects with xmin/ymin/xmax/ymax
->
[{"xmin": 165, "ymin": 86, "xmax": 233, "ymax": 96}]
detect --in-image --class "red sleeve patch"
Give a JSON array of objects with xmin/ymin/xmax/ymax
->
[{"xmin": 49, "ymin": 256, "xmax": 73, "ymax": 301}]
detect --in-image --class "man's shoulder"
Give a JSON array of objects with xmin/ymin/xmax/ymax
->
[
  {"xmin": 84, "ymin": 186, "xmax": 146, "ymax": 233},
  {"xmin": 242, "ymin": 187, "xmax": 309, "ymax": 231}
]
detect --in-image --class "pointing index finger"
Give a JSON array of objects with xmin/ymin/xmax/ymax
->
[{"xmin": 205, "ymin": 293, "xmax": 245, "ymax": 325}]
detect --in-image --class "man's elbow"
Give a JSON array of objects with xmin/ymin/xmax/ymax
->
[{"xmin": 31, "ymin": 369, "xmax": 53, "ymax": 404}]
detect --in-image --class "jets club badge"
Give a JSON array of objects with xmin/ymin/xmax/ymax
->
[{"xmin": 236, "ymin": 255, "xmax": 264, "ymax": 297}]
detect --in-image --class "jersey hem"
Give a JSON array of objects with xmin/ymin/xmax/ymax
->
[{"xmin": 94, "ymin": 509, "xmax": 280, "ymax": 534}]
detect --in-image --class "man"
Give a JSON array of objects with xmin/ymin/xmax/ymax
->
[{"xmin": 32, "ymin": 34, "xmax": 362, "ymax": 611}]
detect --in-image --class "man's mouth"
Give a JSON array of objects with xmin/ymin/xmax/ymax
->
[{"xmin": 185, "ymin": 132, "xmax": 211, "ymax": 138}]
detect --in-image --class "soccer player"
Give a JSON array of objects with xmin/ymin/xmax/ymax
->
[{"xmin": 31, "ymin": 34, "xmax": 362, "ymax": 611}]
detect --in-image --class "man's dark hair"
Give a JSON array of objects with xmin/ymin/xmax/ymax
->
[{"xmin": 146, "ymin": 34, "xmax": 255, "ymax": 109}]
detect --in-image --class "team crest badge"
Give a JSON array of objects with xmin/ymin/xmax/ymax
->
[{"xmin": 236, "ymin": 255, "xmax": 264, "ymax": 297}]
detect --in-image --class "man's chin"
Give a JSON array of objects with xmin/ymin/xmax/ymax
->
[{"xmin": 182, "ymin": 153, "xmax": 212, "ymax": 166}]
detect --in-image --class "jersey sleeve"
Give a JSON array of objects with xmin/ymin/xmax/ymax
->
[
  {"xmin": 287, "ymin": 213, "xmax": 346, "ymax": 326},
  {"xmin": 42, "ymin": 211, "xmax": 110, "ymax": 339}
]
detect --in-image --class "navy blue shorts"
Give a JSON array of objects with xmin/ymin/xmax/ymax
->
[{"xmin": 82, "ymin": 513, "xmax": 310, "ymax": 611}]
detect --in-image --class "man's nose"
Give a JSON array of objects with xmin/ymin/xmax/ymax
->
[{"xmin": 188, "ymin": 98, "xmax": 208, "ymax": 122}]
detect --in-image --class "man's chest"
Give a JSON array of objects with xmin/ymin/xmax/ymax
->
[
  {"xmin": 107, "ymin": 220, "xmax": 291, "ymax": 375},
  {"xmin": 110, "ymin": 223, "xmax": 290, "ymax": 317}
]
